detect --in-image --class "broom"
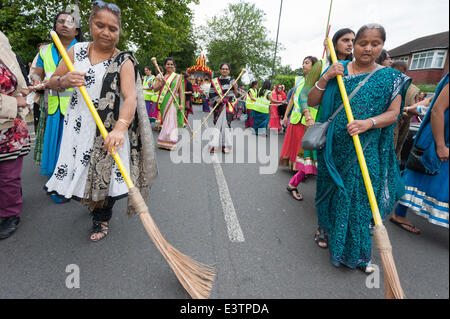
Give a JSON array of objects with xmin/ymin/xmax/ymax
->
[
  {"xmin": 327, "ymin": 37, "xmax": 406, "ymax": 299},
  {"xmin": 50, "ymin": 31, "xmax": 215, "ymax": 299},
  {"xmin": 191, "ymin": 68, "xmax": 247, "ymax": 141},
  {"xmin": 151, "ymin": 57, "xmax": 194, "ymax": 135},
  {"xmin": 322, "ymin": 0, "xmax": 333, "ymax": 59}
]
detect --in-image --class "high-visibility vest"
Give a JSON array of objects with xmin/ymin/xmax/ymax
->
[
  {"xmin": 40, "ymin": 43, "xmax": 73, "ymax": 116},
  {"xmin": 290, "ymin": 76, "xmax": 307, "ymax": 125},
  {"xmin": 252, "ymin": 89, "xmax": 271, "ymax": 114},
  {"xmin": 299, "ymin": 58, "xmax": 328, "ymax": 125},
  {"xmin": 211, "ymin": 77, "xmax": 235, "ymax": 113},
  {"xmin": 143, "ymin": 75, "xmax": 158, "ymax": 102},
  {"xmin": 246, "ymin": 88, "xmax": 258, "ymax": 110}
]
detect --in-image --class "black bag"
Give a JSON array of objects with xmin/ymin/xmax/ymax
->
[{"xmin": 406, "ymin": 145, "xmax": 438, "ymax": 176}]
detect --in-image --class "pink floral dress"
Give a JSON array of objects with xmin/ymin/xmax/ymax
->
[{"xmin": 0, "ymin": 60, "xmax": 30, "ymax": 161}]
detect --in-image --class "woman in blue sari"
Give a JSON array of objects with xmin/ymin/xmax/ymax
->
[
  {"xmin": 391, "ymin": 73, "xmax": 449, "ymax": 231},
  {"xmin": 307, "ymin": 24, "xmax": 411, "ymax": 271}
]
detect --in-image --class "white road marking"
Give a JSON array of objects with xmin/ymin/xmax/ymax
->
[{"xmin": 205, "ymin": 121, "xmax": 245, "ymax": 243}]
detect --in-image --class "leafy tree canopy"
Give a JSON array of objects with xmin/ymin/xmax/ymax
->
[
  {"xmin": 0, "ymin": 0, "xmax": 198, "ymax": 71},
  {"xmin": 200, "ymin": 1, "xmax": 279, "ymax": 80}
]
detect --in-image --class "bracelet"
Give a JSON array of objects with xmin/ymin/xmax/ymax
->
[
  {"xmin": 322, "ymin": 74, "xmax": 329, "ymax": 82},
  {"xmin": 368, "ymin": 118, "xmax": 377, "ymax": 128},
  {"xmin": 315, "ymin": 81, "xmax": 326, "ymax": 91},
  {"xmin": 118, "ymin": 119, "xmax": 131, "ymax": 127}
]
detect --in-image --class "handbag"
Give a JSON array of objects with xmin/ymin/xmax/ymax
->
[
  {"xmin": 302, "ymin": 65, "xmax": 382, "ymax": 151},
  {"xmin": 406, "ymin": 145, "xmax": 438, "ymax": 176}
]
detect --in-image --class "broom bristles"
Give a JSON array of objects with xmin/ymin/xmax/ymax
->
[
  {"xmin": 129, "ymin": 187, "xmax": 215, "ymax": 299},
  {"xmin": 373, "ymin": 224, "xmax": 406, "ymax": 299}
]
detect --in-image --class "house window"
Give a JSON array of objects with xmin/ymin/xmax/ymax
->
[{"xmin": 410, "ymin": 50, "xmax": 448, "ymax": 70}]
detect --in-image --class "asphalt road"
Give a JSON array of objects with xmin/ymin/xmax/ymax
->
[{"xmin": 0, "ymin": 104, "xmax": 448, "ymax": 299}]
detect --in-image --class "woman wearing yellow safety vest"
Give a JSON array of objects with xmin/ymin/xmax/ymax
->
[
  {"xmin": 286, "ymin": 29, "xmax": 356, "ymax": 202},
  {"xmin": 279, "ymin": 56, "xmax": 317, "ymax": 172},
  {"xmin": 251, "ymin": 80, "xmax": 278, "ymax": 135},
  {"xmin": 142, "ymin": 66, "xmax": 158, "ymax": 124},
  {"xmin": 245, "ymin": 81, "xmax": 258, "ymax": 129},
  {"xmin": 30, "ymin": 11, "xmax": 83, "ymax": 204}
]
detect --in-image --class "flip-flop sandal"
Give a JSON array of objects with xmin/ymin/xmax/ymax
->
[
  {"xmin": 314, "ymin": 229, "xmax": 328, "ymax": 249},
  {"xmin": 389, "ymin": 217, "xmax": 421, "ymax": 235},
  {"xmin": 358, "ymin": 262, "xmax": 376, "ymax": 274},
  {"xmin": 287, "ymin": 186, "xmax": 303, "ymax": 201},
  {"xmin": 90, "ymin": 221, "xmax": 110, "ymax": 242}
]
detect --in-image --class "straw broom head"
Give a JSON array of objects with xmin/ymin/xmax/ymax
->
[
  {"xmin": 373, "ymin": 224, "xmax": 406, "ymax": 299},
  {"xmin": 128, "ymin": 187, "xmax": 215, "ymax": 299}
]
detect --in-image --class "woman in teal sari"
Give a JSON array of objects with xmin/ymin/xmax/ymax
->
[{"xmin": 308, "ymin": 24, "xmax": 411, "ymax": 271}]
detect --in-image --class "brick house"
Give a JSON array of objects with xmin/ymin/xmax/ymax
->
[{"xmin": 389, "ymin": 31, "xmax": 449, "ymax": 84}]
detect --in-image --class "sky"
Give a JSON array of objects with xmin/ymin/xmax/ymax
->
[{"xmin": 190, "ymin": 0, "xmax": 449, "ymax": 70}]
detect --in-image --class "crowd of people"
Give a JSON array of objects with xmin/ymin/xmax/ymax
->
[{"xmin": 0, "ymin": 2, "xmax": 448, "ymax": 281}]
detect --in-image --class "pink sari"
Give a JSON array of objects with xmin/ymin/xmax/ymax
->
[{"xmin": 157, "ymin": 73, "xmax": 183, "ymax": 150}]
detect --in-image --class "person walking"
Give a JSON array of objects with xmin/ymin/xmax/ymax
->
[
  {"xmin": 245, "ymin": 81, "xmax": 258, "ymax": 129},
  {"xmin": 252, "ymin": 80, "xmax": 277, "ymax": 135},
  {"xmin": 285, "ymin": 30, "xmax": 356, "ymax": 200},
  {"xmin": 44, "ymin": 1, "xmax": 157, "ymax": 242},
  {"xmin": 152, "ymin": 58, "xmax": 185, "ymax": 150},
  {"xmin": 279, "ymin": 56, "xmax": 318, "ymax": 170},
  {"xmin": 308, "ymin": 24, "xmax": 411, "ymax": 272},
  {"xmin": 0, "ymin": 31, "xmax": 31, "ymax": 239},
  {"xmin": 391, "ymin": 73, "xmax": 449, "ymax": 232},
  {"xmin": 30, "ymin": 11, "xmax": 82, "ymax": 204},
  {"xmin": 269, "ymin": 84, "xmax": 286, "ymax": 133},
  {"xmin": 142, "ymin": 66, "xmax": 158, "ymax": 122},
  {"xmin": 208, "ymin": 63, "xmax": 239, "ymax": 153}
]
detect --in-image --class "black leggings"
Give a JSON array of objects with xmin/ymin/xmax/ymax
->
[{"xmin": 92, "ymin": 198, "xmax": 116, "ymax": 222}]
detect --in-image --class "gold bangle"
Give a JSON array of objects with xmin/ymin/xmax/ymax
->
[{"xmin": 118, "ymin": 119, "xmax": 131, "ymax": 127}]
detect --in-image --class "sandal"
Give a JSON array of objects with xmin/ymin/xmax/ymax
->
[
  {"xmin": 358, "ymin": 262, "xmax": 376, "ymax": 274},
  {"xmin": 90, "ymin": 221, "xmax": 109, "ymax": 242},
  {"xmin": 314, "ymin": 228, "xmax": 328, "ymax": 249},
  {"xmin": 389, "ymin": 217, "xmax": 421, "ymax": 235},
  {"xmin": 287, "ymin": 186, "xmax": 303, "ymax": 201}
]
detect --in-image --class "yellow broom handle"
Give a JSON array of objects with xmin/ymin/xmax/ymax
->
[
  {"xmin": 327, "ymin": 37, "xmax": 383, "ymax": 226},
  {"xmin": 50, "ymin": 31, "xmax": 134, "ymax": 190}
]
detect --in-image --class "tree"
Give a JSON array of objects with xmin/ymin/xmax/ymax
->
[
  {"xmin": 201, "ymin": 1, "xmax": 278, "ymax": 80},
  {"xmin": 0, "ymin": 0, "xmax": 198, "ymax": 70},
  {"xmin": 276, "ymin": 65, "xmax": 304, "ymax": 77}
]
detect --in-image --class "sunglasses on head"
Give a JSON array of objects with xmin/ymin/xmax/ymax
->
[{"xmin": 93, "ymin": 0, "xmax": 120, "ymax": 13}]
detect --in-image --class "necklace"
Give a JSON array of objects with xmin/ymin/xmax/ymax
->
[
  {"xmin": 350, "ymin": 62, "xmax": 376, "ymax": 75},
  {"xmin": 88, "ymin": 42, "xmax": 116, "ymax": 64}
]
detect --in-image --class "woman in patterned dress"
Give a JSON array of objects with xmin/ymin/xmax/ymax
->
[
  {"xmin": 0, "ymin": 31, "xmax": 31, "ymax": 239},
  {"xmin": 44, "ymin": 2, "xmax": 157, "ymax": 242},
  {"xmin": 308, "ymin": 24, "xmax": 411, "ymax": 272}
]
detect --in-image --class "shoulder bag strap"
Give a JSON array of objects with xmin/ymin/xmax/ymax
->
[{"xmin": 328, "ymin": 65, "xmax": 383, "ymax": 123}]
